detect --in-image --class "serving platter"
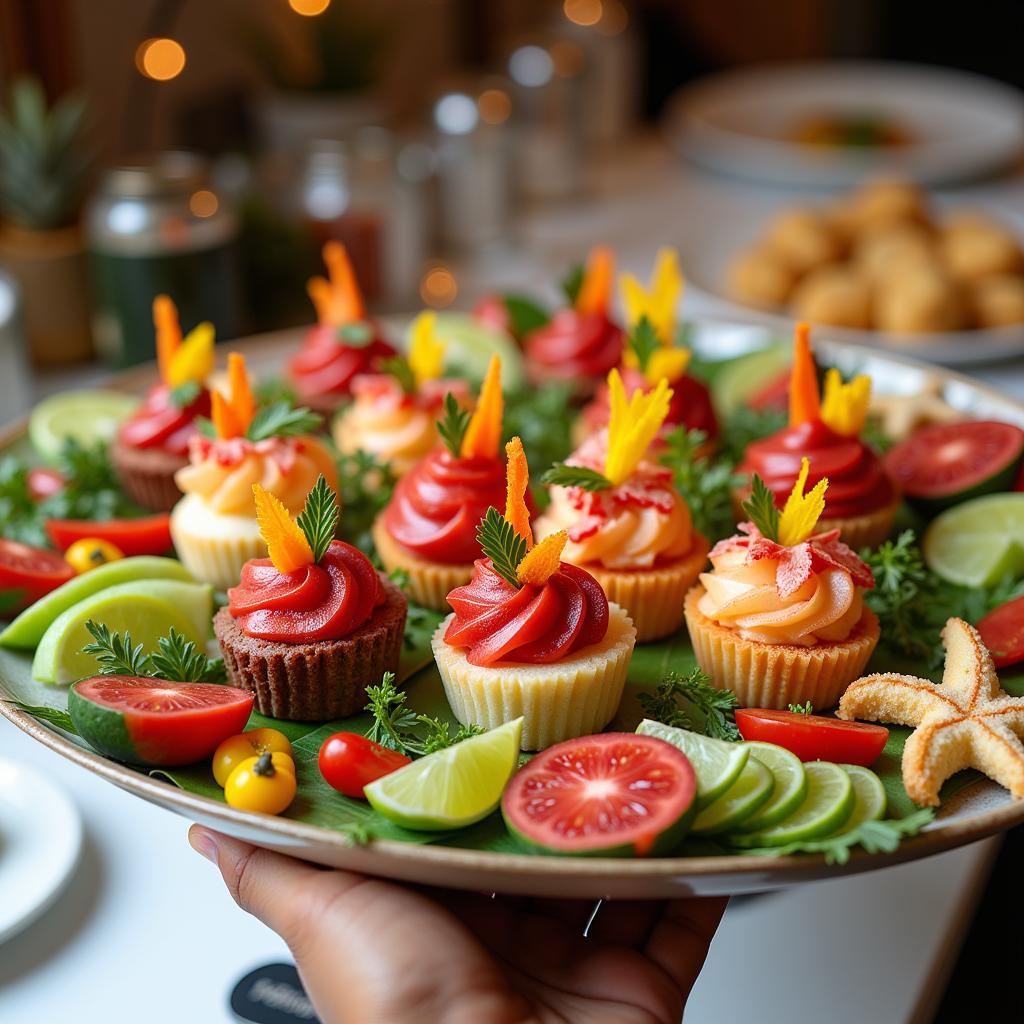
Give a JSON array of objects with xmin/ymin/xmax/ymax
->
[{"xmin": 3, "ymin": 321, "xmax": 1024, "ymax": 899}]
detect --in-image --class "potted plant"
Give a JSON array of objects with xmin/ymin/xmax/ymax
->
[{"xmin": 0, "ymin": 77, "xmax": 93, "ymax": 366}]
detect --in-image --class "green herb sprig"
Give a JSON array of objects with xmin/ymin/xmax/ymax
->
[
  {"xmin": 541, "ymin": 463, "xmax": 612, "ymax": 492},
  {"xmin": 83, "ymin": 621, "xmax": 225, "ymax": 683},
  {"xmin": 169, "ymin": 380, "xmax": 201, "ymax": 409},
  {"xmin": 337, "ymin": 322, "xmax": 374, "ymax": 347},
  {"xmin": 742, "ymin": 474, "xmax": 780, "ymax": 542},
  {"xmin": 561, "ymin": 262, "xmax": 584, "ymax": 306},
  {"xmin": 437, "ymin": 392, "xmax": 471, "ymax": 458},
  {"xmin": 336, "ymin": 448, "xmax": 396, "ymax": 555},
  {"xmin": 477, "ymin": 507, "xmax": 527, "ymax": 588},
  {"xmin": 626, "ymin": 316, "xmax": 660, "ymax": 373},
  {"xmin": 380, "ymin": 356, "xmax": 417, "ymax": 396},
  {"xmin": 660, "ymin": 427, "xmax": 743, "ymax": 542},
  {"xmin": 5, "ymin": 701, "xmax": 77, "ymax": 734},
  {"xmin": 638, "ymin": 667, "xmax": 741, "ymax": 741},
  {"xmin": 245, "ymin": 401, "xmax": 322, "ymax": 442},
  {"xmin": 296, "ymin": 475, "xmax": 340, "ymax": 562},
  {"xmin": 788, "ymin": 701, "xmax": 814, "ymax": 715}
]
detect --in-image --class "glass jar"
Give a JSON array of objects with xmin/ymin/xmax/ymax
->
[{"xmin": 85, "ymin": 152, "xmax": 242, "ymax": 367}]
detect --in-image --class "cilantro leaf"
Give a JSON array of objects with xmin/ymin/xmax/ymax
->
[
  {"xmin": 246, "ymin": 401, "xmax": 322, "ymax": 442},
  {"xmin": 476, "ymin": 507, "xmax": 527, "ymax": 588},
  {"xmin": 742, "ymin": 474, "xmax": 780, "ymax": 542},
  {"xmin": 541, "ymin": 463, "xmax": 612, "ymax": 492},
  {"xmin": 296, "ymin": 475, "xmax": 340, "ymax": 563}
]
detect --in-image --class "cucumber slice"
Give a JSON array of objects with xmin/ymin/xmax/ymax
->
[
  {"xmin": 711, "ymin": 345, "xmax": 791, "ymax": 416},
  {"xmin": 29, "ymin": 390, "xmax": 139, "ymax": 463},
  {"xmin": 828, "ymin": 764, "xmax": 887, "ymax": 836},
  {"xmin": 735, "ymin": 741, "xmax": 808, "ymax": 832},
  {"xmin": 691, "ymin": 756, "xmax": 773, "ymax": 835},
  {"xmin": 727, "ymin": 761, "xmax": 855, "ymax": 848}
]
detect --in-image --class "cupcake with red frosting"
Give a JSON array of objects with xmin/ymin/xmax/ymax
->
[
  {"xmin": 111, "ymin": 296, "xmax": 213, "ymax": 511},
  {"xmin": 333, "ymin": 311, "xmax": 469, "ymax": 475},
  {"xmin": 372, "ymin": 354, "xmax": 519, "ymax": 610},
  {"xmin": 575, "ymin": 249, "xmax": 718, "ymax": 451},
  {"xmin": 686, "ymin": 462, "xmax": 879, "ymax": 710},
  {"xmin": 533, "ymin": 370, "xmax": 710, "ymax": 642},
  {"xmin": 287, "ymin": 241, "xmax": 396, "ymax": 415},
  {"xmin": 523, "ymin": 246, "xmax": 625, "ymax": 397},
  {"xmin": 433, "ymin": 437, "xmax": 636, "ymax": 750},
  {"xmin": 736, "ymin": 323, "xmax": 899, "ymax": 550},
  {"xmin": 215, "ymin": 476, "xmax": 406, "ymax": 720}
]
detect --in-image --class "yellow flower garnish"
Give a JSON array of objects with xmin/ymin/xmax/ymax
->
[
  {"xmin": 517, "ymin": 530, "xmax": 567, "ymax": 586},
  {"xmin": 504, "ymin": 436, "xmax": 533, "ymax": 546},
  {"xmin": 621, "ymin": 247, "xmax": 683, "ymax": 345},
  {"xmin": 645, "ymin": 346, "xmax": 690, "ymax": 387},
  {"xmin": 212, "ymin": 352, "xmax": 256, "ymax": 440},
  {"xmin": 575, "ymin": 245, "xmax": 614, "ymax": 315},
  {"xmin": 820, "ymin": 368, "xmax": 872, "ymax": 437},
  {"xmin": 778, "ymin": 457, "xmax": 828, "ymax": 547},
  {"xmin": 461, "ymin": 354, "xmax": 503, "ymax": 460},
  {"xmin": 253, "ymin": 484, "xmax": 313, "ymax": 574},
  {"xmin": 166, "ymin": 321, "xmax": 215, "ymax": 388},
  {"xmin": 307, "ymin": 241, "xmax": 365, "ymax": 327},
  {"xmin": 407, "ymin": 311, "xmax": 446, "ymax": 386},
  {"xmin": 603, "ymin": 369, "xmax": 673, "ymax": 486}
]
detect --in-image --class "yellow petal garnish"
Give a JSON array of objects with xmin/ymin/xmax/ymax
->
[
  {"xmin": 820, "ymin": 368, "xmax": 872, "ymax": 437},
  {"xmin": 253, "ymin": 484, "xmax": 314, "ymax": 574},
  {"xmin": 408, "ymin": 311, "xmax": 446, "ymax": 386},
  {"xmin": 575, "ymin": 245, "xmax": 614, "ymax": 315},
  {"xmin": 166, "ymin": 321, "xmax": 215, "ymax": 388},
  {"xmin": 778, "ymin": 457, "xmax": 828, "ymax": 547},
  {"xmin": 461, "ymin": 354, "xmax": 503, "ymax": 459},
  {"xmin": 154, "ymin": 295, "xmax": 182, "ymax": 385},
  {"xmin": 516, "ymin": 530, "xmax": 567, "ymax": 586},
  {"xmin": 603, "ymin": 369, "xmax": 673, "ymax": 486},
  {"xmin": 645, "ymin": 346, "xmax": 690, "ymax": 387},
  {"xmin": 621, "ymin": 247, "xmax": 683, "ymax": 345},
  {"xmin": 504, "ymin": 436, "xmax": 533, "ymax": 546},
  {"xmin": 307, "ymin": 241, "xmax": 365, "ymax": 327}
]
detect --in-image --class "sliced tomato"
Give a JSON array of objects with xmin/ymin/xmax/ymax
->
[
  {"xmin": 27, "ymin": 467, "xmax": 64, "ymax": 501},
  {"xmin": 735, "ymin": 708, "xmax": 889, "ymax": 766},
  {"xmin": 501, "ymin": 733, "xmax": 697, "ymax": 856},
  {"xmin": 46, "ymin": 513, "xmax": 173, "ymax": 557},
  {"xmin": 0, "ymin": 538, "xmax": 75, "ymax": 614},
  {"xmin": 977, "ymin": 595, "xmax": 1024, "ymax": 669},
  {"xmin": 318, "ymin": 732, "xmax": 411, "ymax": 798}
]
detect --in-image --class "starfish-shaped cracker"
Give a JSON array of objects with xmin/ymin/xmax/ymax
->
[{"xmin": 837, "ymin": 617, "xmax": 1024, "ymax": 806}]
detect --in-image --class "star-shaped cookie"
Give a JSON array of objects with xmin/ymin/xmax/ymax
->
[{"xmin": 837, "ymin": 617, "xmax": 1024, "ymax": 806}]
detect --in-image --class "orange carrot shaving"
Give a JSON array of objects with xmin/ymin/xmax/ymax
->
[
  {"xmin": 253, "ymin": 484, "xmax": 314, "ymax": 574},
  {"xmin": 307, "ymin": 241, "xmax": 365, "ymax": 327},
  {"xmin": 788, "ymin": 321, "xmax": 820, "ymax": 428},
  {"xmin": 517, "ymin": 531, "xmax": 567, "ymax": 586},
  {"xmin": 504, "ymin": 436, "xmax": 533, "ymax": 546},
  {"xmin": 227, "ymin": 352, "xmax": 256, "ymax": 434},
  {"xmin": 461, "ymin": 354, "xmax": 503, "ymax": 459},
  {"xmin": 211, "ymin": 390, "xmax": 243, "ymax": 440},
  {"xmin": 575, "ymin": 246, "xmax": 614, "ymax": 315},
  {"xmin": 153, "ymin": 295, "xmax": 182, "ymax": 385}
]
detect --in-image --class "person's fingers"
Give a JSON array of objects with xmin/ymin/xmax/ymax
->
[
  {"xmin": 585, "ymin": 899, "xmax": 665, "ymax": 948},
  {"xmin": 643, "ymin": 896, "xmax": 728, "ymax": 997}
]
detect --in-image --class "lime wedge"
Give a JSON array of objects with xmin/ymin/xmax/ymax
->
[
  {"xmin": 0, "ymin": 557, "xmax": 194, "ymax": 650},
  {"xmin": 735, "ymin": 742, "xmax": 808, "ymax": 832},
  {"xmin": 365, "ymin": 718, "xmax": 523, "ymax": 831},
  {"xmin": 924, "ymin": 493, "xmax": 1024, "ymax": 587},
  {"xmin": 828, "ymin": 764, "xmax": 887, "ymax": 836},
  {"xmin": 32, "ymin": 579, "xmax": 213, "ymax": 684},
  {"xmin": 728, "ymin": 761, "xmax": 854, "ymax": 848},
  {"xmin": 692, "ymin": 756, "xmax": 773, "ymax": 835},
  {"xmin": 711, "ymin": 345, "xmax": 791, "ymax": 416},
  {"xmin": 430, "ymin": 313, "xmax": 525, "ymax": 390},
  {"xmin": 636, "ymin": 719, "xmax": 749, "ymax": 808},
  {"xmin": 29, "ymin": 390, "xmax": 140, "ymax": 463}
]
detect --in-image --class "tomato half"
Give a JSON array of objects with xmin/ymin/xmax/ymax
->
[
  {"xmin": 318, "ymin": 732, "xmax": 411, "ymax": 798},
  {"xmin": 735, "ymin": 709, "xmax": 889, "ymax": 767},
  {"xmin": 46, "ymin": 513, "xmax": 173, "ymax": 557},
  {"xmin": 0, "ymin": 538, "xmax": 75, "ymax": 614},
  {"xmin": 27, "ymin": 467, "xmax": 64, "ymax": 501},
  {"xmin": 977, "ymin": 595, "xmax": 1024, "ymax": 669}
]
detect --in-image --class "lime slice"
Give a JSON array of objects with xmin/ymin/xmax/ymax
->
[
  {"xmin": 692, "ymin": 756, "xmax": 773, "ymax": 835},
  {"xmin": 728, "ymin": 761, "xmax": 854, "ymax": 848},
  {"xmin": 736, "ymin": 742, "xmax": 808, "ymax": 832},
  {"xmin": 711, "ymin": 345, "xmax": 791, "ymax": 416},
  {"xmin": 0, "ymin": 557, "xmax": 194, "ymax": 650},
  {"xmin": 429, "ymin": 313, "xmax": 525, "ymax": 390},
  {"xmin": 32, "ymin": 579, "xmax": 213, "ymax": 684},
  {"xmin": 923, "ymin": 493, "xmax": 1024, "ymax": 587},
  {"xmin": 828, "ymin": 764, "xmax": 887, "ymax": 836},
  {"xmin": 636, "ymin": 719, "xmax": 749, "ymax": 808},
  {"xmin": 365, "ymin": 718, "xmax": 523, "ymax": 831},
  {"xmin": 29, "ymin": 390, "xmax": 140, "ymax": 463}
]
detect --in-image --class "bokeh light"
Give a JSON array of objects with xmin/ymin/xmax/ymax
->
[
  {"xmin": 189, "ymin": 190, "xmax": 219, "ymax": 218},
  {"xmin": 288, "ymin": 0, "xmax": 331, "ymax": 15},
  {"xmin": 550, "ymin": 41, "xmax": 584, "ymax": 78},
  {"xmin": 597, "ymin": 0, "xmax": 629, "ymax": 35},
  {"xmin": 509, "ymin": 46, "xmax": 554, "ymax": 88},
  {"xmin": 478, "ymin": 88, "xmax": 512, "ymax": 125},
  {"xmin": 420, "ymin": 266, "xmax": 458, "ymax": 308},
  {"xmin": 434, "ymin": 92, "xmax": 479, "ymax": 135},
  {"xmin": 136, "ymin": 38, "xmax": 186, "ymax": 81},
  {"xmin": 563, "ymin": 0, "xmax": 602, "ymax": 27}
]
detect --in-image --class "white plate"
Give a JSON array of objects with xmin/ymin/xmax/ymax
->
[
  {"xmin": 0, "ymin": 757, "xmax": 82, "ymax": 943},
  {"xmin": 664, "ymin": 61, "xmax": 1024, "ymax": 188}
]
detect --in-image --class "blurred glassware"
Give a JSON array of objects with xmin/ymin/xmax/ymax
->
[
  {"xmin": 0, "ymin": 271, "xmax": 31, "ymax": 425},
  {"xmin": 85, "ymin": 153, "xmax": 242, "ymax": 367}
]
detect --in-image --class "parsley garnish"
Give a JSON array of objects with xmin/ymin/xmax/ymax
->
[
  {"xmin": 168, "ymin": 380, "xmax": 201, "ymax": 409},
  {"xmin": 788, "ymin": 701, "xmax": 814, "ymax": 715},
  {"xmin": 504, "ymin": 383, "xmax": 574, "ymax": 486},
  {"xmin": 295, "ymin": 475, "xmax": 340, "ymax": 563},
  {"xmin": 541, "ymin": 463, "xmax": 612, "ymax": 492},
  {"xmin": 477, "ymin": 507, "xmax": 527, "ymax": 588},
  {"xmin": 638, "ymin": 667, "xmax": 741, "ymax": 741},
  {"xmin": 246, "ymin": 401, "xmax": 322, "ymax": 442},
  {"xmin": 336, "ymin": 448, "xmax": 396, "ymax": 555},
  {"xmin": 436, "ymin": 392, "xmax": 470, "ymax": 458},
  {"xmin": 380, "ymin": 356, "xmax": 417, "ymax": 396},
  {"xmin": 561, "ymin": 262, "xmax": 584, "ymax": 306},
  {"xmin": 83, "ymin": 621, "xmax": 225, "ymax": 682},
  {"xmin": 742, "ymin": 474, "xmax": 780, "ymax": 542},
  {"xmin": 720, "ymin": 405, "xmax": 787, "ymax": 465},
  {"xmin": 660, "ymin": 427, "xmax": 742, "ymax": 542},
  {"xmin": 627, "ymin": 316, "xmax": 660, "ymax": 373}
]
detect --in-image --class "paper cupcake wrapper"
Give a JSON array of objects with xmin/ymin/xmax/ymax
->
[
  {"xmin": 684, "ymin": 586, "xmax": 880, "ymax": 711},
  {"xmin": 371, "ymin": 515, "xmax": 473, "ymax": 612},
  {"xmin": 432, "ymin": 603, "xmax": 636, "ymax": 751},
  {"xmin": 170, "ymin": 503, "xmax": 266, "ymax": 590},
  {"xmin": 111, "ymin": 441, "xmax": 187, "ymax": 512},
  {"xmin": 585, "ymin": 534, "xmax": 710, "ymax": 642}
]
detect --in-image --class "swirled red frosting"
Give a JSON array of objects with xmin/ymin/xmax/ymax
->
[
  {"xmin": 382, "ymin": 447, "xmax": 511, "ymax": 563},
  {"xmin": 118, "ymin": 384, "xmax": 211, "ymax": 457},
  {"xmin": 742, "ymin": 419, "xmax": 894, "ymax": 518},
  {"xmin": 524, "ymin": 309, "xmax": 624, "ymax": 382},
  {"xmin": 227, "ymin": 540, "xmax": 384, "ymax": 642},
  {"xmin": 444, "ymin": 559, "xmax": 609, "ymax": 666},
  {"xmin": 288, "ymin": 322, "xmax": 396, "ymax": 402}
]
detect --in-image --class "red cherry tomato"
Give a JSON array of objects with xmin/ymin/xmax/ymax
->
[
  {"xmin": 318, "ymin": 732, "xmax": 411, "ymax": 798},
  {"xmin": 27, "ymin": 467, "xmax": 64, "ymax": 501},
  {"xmin": 0, "ymin": 538, "xmax": 75, "ymax": 614},
  {"xmin": 735, "ymin": 708, "xmax": 889, "ymax": 767},
  {"xmin": 46, "ymin": 513, "xmax": 173, "ymax": 557},
  {"xmin": 977, "ymin": 595, "xmax": 1024, "ymax": 669}
]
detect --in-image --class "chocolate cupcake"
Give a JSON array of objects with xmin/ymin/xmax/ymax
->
[{"xmin": 215, "ymin": 475, "xmax": 407, "ymax": 720}]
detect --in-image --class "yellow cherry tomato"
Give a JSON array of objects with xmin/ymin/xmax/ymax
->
[
  {"xmin": 65, "ymin": 538, "xmax": 125, "ymax": 574},
  {"xmin": 213, "ymin": 728, "xmax": 293, "ymax": 787},
  {"xmin": 224, "ymin": 751, "xmax": 297, "ymax": 815}
]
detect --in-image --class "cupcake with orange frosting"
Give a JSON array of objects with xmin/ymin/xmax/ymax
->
[
  {"xmin": 533, "ymin": 371, "xmax": 710, "ymax": 642},
  {"xmin": 333, "ymin": 311, "xmax": 470, "ymax": 475},
  {"xmin": 523, "ymin": 246, "xmax": 625, "ymax": 397},
  {"xmin": 170, "ymin": 353, "xmax": 338, "ymax": 589},
  {"xmin": 287, "ymin": 241, "xmax": 396, "ymax": 415},
  {"xmin": 575, "ymin": 249, "xmax": 718, "ymax": 451},
  {"xmin": 372, "ymin": 354, "xmax": 517, "ymax": 610},
  {"xmin": 686, "ymin": 463, "xmax": 879, "ymax": 710},
  {"xmin": 736, "ymin": 322, "xmax": 899, "ymax": 550},
  {"xmin": 111, "ymin": 296, "xmax": 214, "ymax": 511},
  {"xmin": 433, "ymin": 438, "xmax": 636, "ymax": 750}
]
